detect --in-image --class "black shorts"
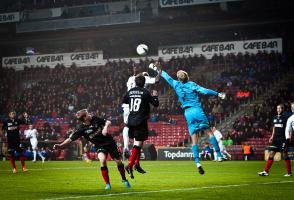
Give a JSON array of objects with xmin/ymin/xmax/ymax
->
[
  {"xmin": 7, "ymin": 142, "xmax": 24, "ymax": 155},
  {"xmin": 128, "ymin": 120, "xmax": 148, "ymax": 141},
  {"xmin": 96, "ymin": 142, "xmax": 121, "ymax": 160},
  {"xmin": 269, "ymin": 138, "xmax": 287, "ymax": 152}
]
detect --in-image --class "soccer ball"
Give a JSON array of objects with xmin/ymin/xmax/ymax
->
[{"xmin": 136, "ymin": 44, "xmax": 148, "ymax": 56}]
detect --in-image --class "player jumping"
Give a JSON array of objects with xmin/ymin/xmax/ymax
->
[
  {"xmin": 123, "ymin": 74, "xmax": 159, "ymax": 179},
  {"xmin": 149, "ymin": 62, "xmax": 226, "ymax": 174},
  {"xmin": 53, "ymin": 109, "xmax": 131, "ymax": 190},
  {"xmin": 122, "ymin": 64, "xmax": 159, "ymax": 173}
]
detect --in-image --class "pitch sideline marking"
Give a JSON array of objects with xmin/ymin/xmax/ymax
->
[{"xmin": 41, "ymin": 180, "xmax": 294, "ymax": 200}]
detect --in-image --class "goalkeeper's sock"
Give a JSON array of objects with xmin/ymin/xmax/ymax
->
[{"xmin": 192, "ymin": 144, "xmax": 201, "ymax": 166}]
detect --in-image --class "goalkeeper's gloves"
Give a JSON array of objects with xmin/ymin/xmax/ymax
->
[
  {"xmin": 218, "ymin": 92, "xmax": 226, "ymax": 100},
  {"xmin": 149, "ymin": 63, "xmax": 160, "ymax": 73}
]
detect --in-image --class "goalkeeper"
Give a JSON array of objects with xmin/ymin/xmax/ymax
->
[{"xmin": 149, "ymin": 62, "xmax": 226, "ymax": 175}]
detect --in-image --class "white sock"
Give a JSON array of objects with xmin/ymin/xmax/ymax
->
[
  {"xmin": 122, "ymin": 127, "xmax": 129, "ymax": 151},
  {"xmin": 38, "ymin": 152, "xmax": 45, "ymax": 159},
  {"xmin": 33, "ymin": 150, "xmax": 37, "ymax": 161}
]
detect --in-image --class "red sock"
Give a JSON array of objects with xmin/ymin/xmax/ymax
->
[
  {"xmin": 101, "ymin": 166, "xmax": 110, "ymax": 184},
  {"xmin": 128, "ymin": 146, "xmax": 141, "ymax": 169},
  {"xmin": 135, "ymin": 149, "xmax": 141, "ymax": 166},
  {"xmin": 285, "ymin": 158, "xmax": 292, "ymax": 174},
  {"xmin": 264, "ymin": 158, "xmax": 273, "ymax": 173},
  {"xmin": 19, "ymin": 155, "xmax": 26, "ymax": 168},
  {"xmin": 9, "ymin": 155, "xmax": 16, "ymax": 169},
  {"xmin": 117, "ymin": 163, "xmax": 126, "ymax": 180}
]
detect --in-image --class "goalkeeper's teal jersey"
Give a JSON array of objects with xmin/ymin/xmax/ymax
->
[{"xmin": 161, "ymin": 70, "xmax": 218, "ymax": 109}]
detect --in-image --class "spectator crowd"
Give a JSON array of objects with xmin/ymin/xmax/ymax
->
[{"xmin": 0, "ymin": 51, "xmax": 291, "ymax": 158}]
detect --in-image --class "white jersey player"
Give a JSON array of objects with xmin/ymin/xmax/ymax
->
[
  {"xmin": 122, "ymin": 65, "xmax": 159, "ymax": 159},
  {"xmin": 285, "ymin": 102, "xmax": 294, "ymax": 149},
  {"xmin": 24, "ymin": 124, "xmax": 45, "ymax": 162},
  {"xmin": 283, "ymin": 101, "xmax": 294, "ymax": 176},
  {"xmin": 212, "ymin": 127, "xmax": 231, "ymax": 161}
]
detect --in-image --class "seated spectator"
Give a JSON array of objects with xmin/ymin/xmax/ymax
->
[
  {"xmin": 199, "ymin": 142, "xmax": 213, "ymax": 160},
  {"xmin": 24, "ymin": 147, "xmax": 33, "ymax": 159},
  {"xmin": 149, "ymin": 114, "xmax": 158, "ymax": 122},
  {"xmin": 226, "ymin": 136, "xmax": 233, "ymax": 146},
  {"xmin": 168, "ymin": 116, "xmax": 177, "ymax": 125}
]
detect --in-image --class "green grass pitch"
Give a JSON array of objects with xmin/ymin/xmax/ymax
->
[{"xmin": 0, "ymin": 160, "xmax": 293, "ymax": 200}]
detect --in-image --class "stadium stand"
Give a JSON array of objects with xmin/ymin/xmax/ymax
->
[{"xmin": 0, "ymin": 50, "xmax": 291, "ymax": 161}]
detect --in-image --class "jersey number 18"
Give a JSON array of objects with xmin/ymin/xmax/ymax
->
[{"xmin": 130, "ymin": 98, "xmax": 141, "ymax": 112}]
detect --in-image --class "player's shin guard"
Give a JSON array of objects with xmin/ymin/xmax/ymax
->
[
  {"xmin": 101, "ymin": 166, "xmax": 110, "ymax": 184},
  {"xmin": 264, "ymin": 157, "xmax": 273, "ymax": 173},
  {"xmin": 8, "ymin": 155, "xmax": 16, "ymax": 169},
  {"xmin": 128, "ymin": 145, "xmax": 141, "ymax": 169},
  {"xmin": 285, "ymin": 157, "xmax": 292, "ymax": 174},
  {"xmin": 192, "ymin": 145, "xmax": 200, "ymax": 166},
  {"xmin": 209, "ymin": 135, "xmax": 222, "ymax": 158},
  {"xmin": 117, "ymin": 163, "xmax": 127, "ymax": 180},
  {"xmin": 123, "ymin": 127, "xmax": 129, "ymax": 151}
]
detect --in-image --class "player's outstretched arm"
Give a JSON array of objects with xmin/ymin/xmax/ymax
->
[
  {"xmin": 102, "ymin": 120, "xmax": 111, "ymax": 136},
  {"xmin": 193, "ymin": 83, "xmax": 219, "ymax": 96},
  {"xmin": 53, "ymin": 138, "xmax": 72, "ymax": 149},
  {"xmin": 157, "ymin": 69, "xmax": 177, "ymax": 89}
]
